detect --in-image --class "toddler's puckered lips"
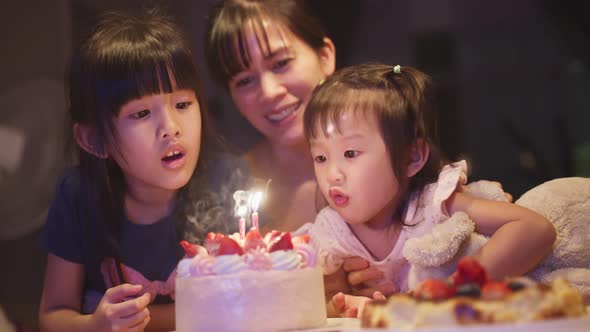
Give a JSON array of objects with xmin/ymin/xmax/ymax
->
[
  {"xmin": 161, "ymin": 143, "xmax": 186, "ymax": 170},
  {"xmin": 329, "ymin": 188, "xmax": 349, "ymax": 207}
]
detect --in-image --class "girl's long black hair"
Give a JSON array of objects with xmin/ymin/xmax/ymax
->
[{"xmin": 66, "ymin": 8, "xmax": 239, "ymax": 279}]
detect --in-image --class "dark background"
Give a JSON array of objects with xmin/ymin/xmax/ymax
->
[{"xmin": 1, "ymin": 0, "xmax": 588, "ymax": 330}]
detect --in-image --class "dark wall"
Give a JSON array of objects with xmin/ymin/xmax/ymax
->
[{"xmin": 0, "ymin": 0, "xmax": 588, "ymax": 329}]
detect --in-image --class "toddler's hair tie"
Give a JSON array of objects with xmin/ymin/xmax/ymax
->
[{"xmin": 393, "ymin": 65, "xmax": 401, "ymax": 74}]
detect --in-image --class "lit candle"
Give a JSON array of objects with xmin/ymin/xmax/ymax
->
[
  {"xmin": 251, "ymin": 191, "xmax": 263, "ymax": 230},
  {"xmin": 237, "ymin": 205, "xmax": 247, "ymax": 240},
  {"xmin": 234, "ymin": 190, "xmax": 250, "ymax": 240}
]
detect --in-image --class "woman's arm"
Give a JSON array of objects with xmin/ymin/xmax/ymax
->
[
  {"xmin": 39, "ymin": 254, "xmax": 150, "ymax": 332},
  {"xmin": 447, "ymin": 192, "xmax": 556, "ymax": 279}
]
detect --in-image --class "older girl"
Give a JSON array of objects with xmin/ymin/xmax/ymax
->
[{"xmin": 39, "ymin": 9, "xmax": 232, "ymax": 331}]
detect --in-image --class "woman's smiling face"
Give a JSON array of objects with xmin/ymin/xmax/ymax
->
[{"xmin": 228, "ymin": 19, "xmax": 335, "ymax": 147}]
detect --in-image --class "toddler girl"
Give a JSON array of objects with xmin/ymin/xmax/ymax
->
[{"xmin": 303, "ymin": 63, "xmax": 556, "ymax": 316}]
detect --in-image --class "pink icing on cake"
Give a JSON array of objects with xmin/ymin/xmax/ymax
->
[
  {"xmin": 175, "ymin": 229, "xmax": 326, "ymax": 332},
  {"xmin": 177, "ymin": 229, "xmax": 317, "ymax": 277}
]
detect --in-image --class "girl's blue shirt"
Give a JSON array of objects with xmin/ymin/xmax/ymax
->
[
  {"xmin": 41, "ymin": 167, "xmax": 179, "ymax": 304},
  {"xmin": 41, "ymin": 152, "xmax": 257, "ymax": 306}
]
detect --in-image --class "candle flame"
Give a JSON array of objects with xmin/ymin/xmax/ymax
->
[
  {"xmin": 237, "ymin": 205, "xmax": 248, "ymax": 218},
  {"xmin": 251, "ymin": 191, "xmax": 263, "ymax": 212}
]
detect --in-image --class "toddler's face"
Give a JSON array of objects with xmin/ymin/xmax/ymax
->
[
  {"xmin": 228, "ymin": 19, "xmax": 334, "ymax": 147},
  {"xmin": 108, "ymin": 88, "xmax": 201, "ymax": 195},
  {"xmin": 309, "ymin": 111, "xmax": 401, "ymax": 227}
]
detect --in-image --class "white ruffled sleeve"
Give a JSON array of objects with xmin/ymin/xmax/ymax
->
[{"xmin": 428, "ymin": 160, "xmax": 468, "ymax": 221}]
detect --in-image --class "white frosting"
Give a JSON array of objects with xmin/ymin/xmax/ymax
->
[
  {"xmin": 189, "ymin": 255, "xmax": 215, "ymax": 276},
  {"xmin": 176, "ymin": 258, "xmax": 192, "ymax": 278},
  {"xmin": 181, "ymin": 232, "xmax": 318, "ymax": 277},
  {"xmin": 296, "ymin": 242, "xmax": 318, "ymax": 268},
  {"xmin": 244, "ymin": 247, "xmax": 272, "ymax": 271},
  {"xmin": 270, "ymin": 250, "xmax": 302, "ymax": 270},
  {"xmin": 210, "ymin": 255, "xmax": 249, "ymax": 275}
]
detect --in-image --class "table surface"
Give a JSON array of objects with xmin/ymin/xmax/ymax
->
[
  {"xmin": 172, "ymin": 311, "xmax": 590, "ymax": 332},
  {"xmin": 338, "ymin": 314, "xmax": 590, "ymax": 332}
]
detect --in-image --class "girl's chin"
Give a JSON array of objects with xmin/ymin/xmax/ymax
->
[
  {"xmin": 278, "ymin": 136, "xmax": 305, "ymax": 148},
  {"xmin": 160, "ymin": 169, "xmax": 195, "ymax": 190},
  {"xmin": 268, "ymin": 126, "xmax": 305, "ymax": 147},
  {"xmin": 334, "ymin": 209, "xmax": 366, "ymax": 226}
]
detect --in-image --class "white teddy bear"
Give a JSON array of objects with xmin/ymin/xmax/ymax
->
[{"xmin": 403, "ymin": 177, "xmax": 590, "ymax": 302}]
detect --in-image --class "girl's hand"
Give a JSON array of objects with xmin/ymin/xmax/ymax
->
[
  {"xmin": 343, "ymin": 257, "xmax": 397, "ymax": 297},
  {"xmin": 326, "ymin": 291, "xmax": 387, "ymax": 318},
  {"xmin": 91, "ymin": 284, "xmax": 151, "ymax": 332}
]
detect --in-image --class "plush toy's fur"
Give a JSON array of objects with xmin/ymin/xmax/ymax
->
[
  {"xmin": 403, "ymin": 212, "xmax": 488, "ymax": 288},
  {"xmin": 403, "ymin": 177, "xmax": 590, "ymax": 303}
]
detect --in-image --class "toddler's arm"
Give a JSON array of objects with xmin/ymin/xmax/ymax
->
[{"xmin": 446, "ymin": 191, "xmax": 556, "ymax": 280}]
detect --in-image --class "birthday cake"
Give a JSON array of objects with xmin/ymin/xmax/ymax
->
[
  {"xmin": 175, "ymin": 229, "xmax": 327, "ymax": 332},
  {"xmin": 362, "ymin": 257, "xmax": 587, "ymax": 329}
]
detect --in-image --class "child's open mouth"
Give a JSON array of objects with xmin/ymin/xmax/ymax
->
[
  {"xmin": 329, "ymin": 189, "xmax": 349, "ymax": 207},
  {"xmin": 163, "ymin": 150, "xmax": 183, "ymax": 162},
  {"xmin": 161, "ymin": 150, "xmax": 185, "ymax": 169}
]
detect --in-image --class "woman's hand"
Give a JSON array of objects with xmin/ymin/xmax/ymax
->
[
  {"xmin": 323, "ymin": 266, "xmax": 352, "ymax": 301},
  {"xmin": 324, "ymin": 257, "xmax": 397, "ymax": 301},
  {"xmin": 91, "ymin": 284, "xmax": 151, "ymax": 332},
  {"xmin": 342, "ymin": 257, "xmax": 397, "ymax": 297},
  {"xmin": 326, "ymin": 291, "xmax": 387, "ymax": 318}
]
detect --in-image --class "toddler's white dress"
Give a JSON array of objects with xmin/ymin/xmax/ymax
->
[{"xmin": 303, "ymin": 161, "xmax": 468, "ymax": 292}]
